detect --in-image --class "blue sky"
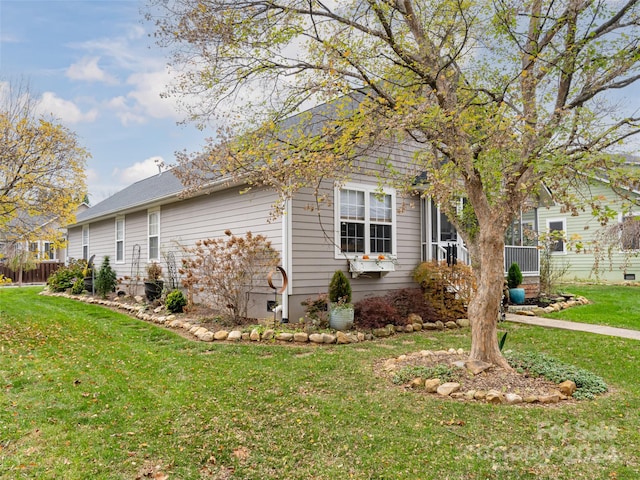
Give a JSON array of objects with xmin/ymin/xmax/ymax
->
[
  {"xmin": 0, "ymin": 0, "xmax": 209, "ymax": 204},
  {"xmin": 1, "ymin": 1, "xmax": 639, "ymax": 206}
]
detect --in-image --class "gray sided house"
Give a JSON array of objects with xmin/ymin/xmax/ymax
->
[{"xmin": 67, "ymin": 143, "xmax": 427, "ymax": 321}]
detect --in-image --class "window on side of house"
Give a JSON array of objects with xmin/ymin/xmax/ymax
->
[
  {"xmin": 620, "ymin": 214, "xmax": 640, "ymax": 251},
  {"xmin": 547, "ymin": 218, "xmax": 566, "ymax": 254},
  {"xmin": 82, "ymin": 225, "xmax": 89, "ymax": 260},
  {"xmin": 115, "ymin": 217, "xmax": 125, "ymax": 263},
  {"xmin": 337, "ymin": 185, "xmax": 395, "ymax": 257},
  {"xmin": 42, "ymin": 241, "xmax": 55, "ymax": 260},
  {"xmin": 148, "ymin": 209, "xmax": 160, "ymax": 261}
]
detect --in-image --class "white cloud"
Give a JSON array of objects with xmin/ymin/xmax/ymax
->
[
  {"xmin": 36, "ymin": 92, "xmax": 99, "ymax": 124},
  {"xmin": 66, "ymin": 56, "xmax": 118, "ymax": 84},
  {"xmin": 126, "ymin": 69, "xmax": 183, "ymax": 120},
  {"xmin": 112, "ymin": 156, "xmax": 167, "ymax": 184}
]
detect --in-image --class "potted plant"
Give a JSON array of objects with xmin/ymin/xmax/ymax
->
[
  {"xmin": 507, "ymin": 262, "xmax": 525, "ymax": 305},
  {"xmin": 144, "ymin": 262, "xmax": 164, "ymax": 301},
  {"xmin": 328, "ymin": 269, "xmax": 354, "ymax": 330}
]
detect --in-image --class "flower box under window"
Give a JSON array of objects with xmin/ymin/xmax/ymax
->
[{"xmin": 348, "ymin": 256, "xmax": 396, "ymax": 278}]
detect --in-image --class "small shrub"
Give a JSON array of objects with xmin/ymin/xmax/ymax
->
[
  {"xmin": 386, "ymin": 288, "xmax": 441, "ymax": 323},
  {"xmin": 0, "ymin": 274, "xmax": 12, "ymax": 285},
  {"xmin": 95, "ymin": 256, "xmax": 118, "ymax": 298},
  {"xmin": 507, "ymin": 262, "xmax": 523, "ymax": 289},
  {"xmin": 413, "ymin": 261, "xmax": 476, "ymax": 321},
  {"xmin": 301, "ymin": 293, "xmax": 329, "ymax": 328},
  {"xmin": 47, "ymin": 259, "xmax": 86, "ymax": 292},
  {"xmin": 71, "ymin": 277, "xmax": 85, "ymax": 295},
  {"xmin": 354, "ymin": 296, "xmax": 401, "ymax": 329},
  {"xmin": 328, "ymin": 270, "xmax": 352, "ymax": 304},
  {"xmin": 180, "ymin": 230, "xmax": 280, "ymax": 321},
  {"xmin": 392, "ymin": 364, "xmax": 457, "ymax": 385},
  {"xmin": 505, "ymin": 351, "xmax": 608, "ymax": 400},
  {"xmin": 166, "ymin": 289, "xmax": 187, "ymax": 313}
]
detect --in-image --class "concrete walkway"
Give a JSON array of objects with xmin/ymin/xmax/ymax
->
[{"xmin": 505, "ymin": 313, "xmax": 640, "ymax": 341}]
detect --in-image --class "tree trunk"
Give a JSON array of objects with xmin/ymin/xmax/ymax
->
[{"xmin": 467, "ymin": 225, "xmax": 511, "ymax": 369}]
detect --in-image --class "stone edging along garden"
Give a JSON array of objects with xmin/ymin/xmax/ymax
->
[{"xmin": 41, "ymin": 290, "xmax": 590, "ymax": 345}]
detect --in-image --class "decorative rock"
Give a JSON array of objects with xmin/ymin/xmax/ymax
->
[
  {"xmin": 505, "ymin": 393, "xmax": 523, "ymax": 405},
  {"xmin": 420, "ymin": 350, "xmax": 434, "ymax": 356},
  {"xmin": 182, "ymin": 322, "xmax": 192, "ymax": 330},
  {"xmin": 452, "ymin": 360, "xmax": 466, "ymax": 369},
  {"xmin": 275, "ymin": 332, "xmax": 293, "ymax": 342},
  {"xmin": 293, "ymin": 332, "xmax": 309, "ymax": 343},
  {"xmin": 434, "ymin": 321, "xmax": 445, "ymax": 330},
  {"xmin": 532, "ymin": 308, "xmax": 547, "ymax": 316},
  {"xmin": 227, "ymin": 330, "xmax": 242, "ymax": 341},
  {"xmin": 262, "ymin": 329, "xmax": 275, "ymax": 340},
  {"xmin": 457, "ymin": 348, "xmax": 464, "ymax": 355},
  {"xmin": 523, "ymin": 396, "xmax": 538, "ymax": 403},
  {"xmin": 424, "ymin": 378, "xmax": 441, "ymax": 393},
  {"xmin": 322, "ymin": 333, "xmax": 336, "ymax": 344},
  {"xmin": 558, "ymin": 380, "xmax": 577, "ymax": 396},
  {"xmin": 241, "ymin": 333, "xmax": 250, "ymax": 341},
  {"xmin": 193, "ymin": 327, "xmax": 209, "ymax": 338},
  {"xmin": 201, "ymin": 332, "xmax": 214, "ymax": 342},
  {"xmin": 357, "ymin": 332, "xmax": 365, "ymax": 342},
  {"xmin": 486, "ymin": 390, "xmax": 504, "ymax": 404},
  {"xmin": 445, "ymin": 321, "xmax": 459, "ymax": 329},
  {"xmin": 383, "ymin": 359, "xmax": 398, "ymax": 372},
  {"xmin": 346, "ymin": 333, "xmax": 359, "ymax": 343},
  {"xmin": 447, "ymin": 348, "xmax": 457, "ymax": 354},
  {"xmin": 464, "ymin": 390, "xmax": 477, "ymax": 400},
  {"xmin": 404, "ymin": 324, "xmax": 414, "ymax": 333},
  {"xmin": 474, "ymin": 390, "xmax": 487, "ymax": 400},
  {"xmin": 412, "ymin": 323, "xmax": 422, "ymax": 331},
  {"xmin": 309, "ymin": 333, "xmax": 324, "ymax": 344},
  {"xmin": 214, "ymin": 330, "xmax": 229, "ymax": 341},
  {"xmin": 189, "ymin": 326, "xmax": 201, "ymax": 334},
  {"xmin": 134, "ymin": 295, "xmax": 144, "ymax": 303},
  {"xmin": 373, "ymin": 327, "xmax": 391, "ymax": 337},
  {"xmin": 538, "ymin": 393, "xmax": 561, "ymax": 404},
  {"xmin": 169, "ymin": 319, "xmax": 183, "ymax": 328},
  {"xmin": 336, "ymin": 331, "xmax": 351, "ymax": 344},
  {"xmin": 397, "ymin": 354, "xmax": 407, "ymax": 361},
  {"xmin": 517, "ymin": 310, "xmax": 535, "ymax": 316},
  {"xmin": 423, "ymin": 323, "xmax": 438, "ymax": 330},
  {"xmin": 456, "ymin": 318, "xmax": 470, "ymax": 328},
  {"xmin": 364, "ymin": 333, "xmax": 374, "ymax": 341},
  {"xmin": 407, "ymin": 313, "xmax": 422, "ymax": 324},
  {"xmin": 436, "ymin": 382, "xmax": 461, "ymax": 396},
  {"xmin": 450, "ymin": 392, "xmax": 465, "ymax": 399},
  {"xmin": 465, "ymin": 360, "xmax": 493, "ymax": 375},
  {"xmin": 409, "ymin": 378, "xmax": 425, "ymax": 388},
  {"xmin": 250, "ymin": 329, "xmax": 261, "ymax": 341},
  {"xmin": 395, "ymin": 325, "xmax": 404, "ymax": 332},
  {"xmin": 154, "ymin": 306, "xmax": 163, "ymax": 313},
  {"xmin": 543, "ymin": 306, "xmax": 555, "ymax": 313}
]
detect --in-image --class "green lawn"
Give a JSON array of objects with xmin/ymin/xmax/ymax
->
[
  {"xmin": 1, "ymin": 287, "xmax": 639, "ymax": 479},
  {"xmin": 546, "ymin": 284, "xmax": 640, "ymax": 331}
]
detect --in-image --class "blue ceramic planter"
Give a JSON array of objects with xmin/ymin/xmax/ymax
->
[{"xmin": 509, "ymin": 288, "xmax": 525, "ymax": 305}]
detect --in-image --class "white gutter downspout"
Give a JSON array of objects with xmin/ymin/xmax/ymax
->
[{"xmin": 281, "ymin": 197, "xmax": 293, "ymax": 322}]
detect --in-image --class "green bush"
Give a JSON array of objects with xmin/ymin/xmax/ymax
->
[
  {"xmin": 505, "ymin": 351, "xmax": 608, "ymax": 400},
  {"xmin": 71, "ymin": 277, "xmax": 85, "ymax": 295},
  {"xmin": 95, "ymin": 256, "xmax": 118, "ymax": 298},
  {"xmin": 166, "ymin": 289, "xmax": 187, "ymax": 313},
  {"xmin": 328, "ymin": 270, "xmax": 352, "ymax": 304},
  {"xmin": 507, "ymin": 262, "xmax": 523, "ymax": 289},
  {"xmin": 47, "ymin": 259, "xmax": 86, "ymax": 292}
]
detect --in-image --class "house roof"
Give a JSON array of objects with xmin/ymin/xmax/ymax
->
[{"xmin": 73, "ymin": 170, "xmax": 185, "ymax": 225}]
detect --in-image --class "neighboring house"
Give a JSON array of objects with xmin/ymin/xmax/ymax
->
[{"xmin": 537, "ymin": 176, "xmax": 640, "ymax": 282}]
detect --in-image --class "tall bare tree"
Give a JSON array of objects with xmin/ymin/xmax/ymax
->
[{"xmin": 148, "ymin": 0, "xmax": 640, "ymax": 366}]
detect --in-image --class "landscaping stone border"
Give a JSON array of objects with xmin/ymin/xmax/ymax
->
[{"xmin": 41, "ymin": 291, "xmax": 470, "ymax": 344}]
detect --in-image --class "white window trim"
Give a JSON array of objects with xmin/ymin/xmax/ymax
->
[
  {"xmin": 334, "ymin": 182, "xmax": 397, "ymax": 259},
  {"xmin": 147, "ymin": 208, "xmax": 160, "ymax": 262},
  {"xmin": 115, "ymin": 216, "xmax": 125, "ymax": 264},
  {"xmin": 82, "ymin": 225, "xmax": 90, "ymax": 260},
  {"xmin": 547, "ymin": 218, "xmax": 567, "ymax": 255},
  {"xmin": 619, "ymin": 212, "xmax": 640, "ymax": 252}
]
